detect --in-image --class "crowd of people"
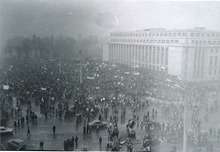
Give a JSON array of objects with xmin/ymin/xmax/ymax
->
[{"xmin": 0, "ymin": 56, "xmax": 220, "ymax": 151}]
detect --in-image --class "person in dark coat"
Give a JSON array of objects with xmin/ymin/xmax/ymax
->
[
  {"xmin": 14, "ymin": 121, "xmax": 17, "ymax": 128},
  {"xmin": 99, "ymin": 136, "xmax": 102, "ymax": 147},
  {"xmin": 83, "ymin": 125, "xmax": 86, "ymax": 134},
  {"xmin": 52, "ymin": 125, "xmax": 56, "ymax": 135},
  {"xmin": 27, "ymin": 126, "xmax": 30, "ymax": 136},
  {"xmin": 86, "ymin": 124, "xmax": 89, "ymax": 134},
  {"xmin": 71, "ymin": 136, "xmax": 75, "ymax": 149},
  {"xmin": 40, "ymin": 141, "xmax": 44, "ymax": 150},
  {"xmin": 17, "ymin": 120, "xmax": 20, "ymax": 128},
  {"xmin": 75, "ymin": 136, "xmax": 78, "ymax": 148}
]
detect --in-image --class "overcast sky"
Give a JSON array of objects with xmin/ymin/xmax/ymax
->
[{"xmin": 1, "ymin": 0, "xmax": 220, "ymax": 45}]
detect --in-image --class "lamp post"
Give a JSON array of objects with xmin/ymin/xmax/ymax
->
[
  {"xmin": 183, "ymin": 91, "xmax": 187, "ymax": 152},
  {"xmin": 168, "ymin": 78, "xmax": 188, "ymax": 152}
]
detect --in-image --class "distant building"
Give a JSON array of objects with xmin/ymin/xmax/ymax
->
[{"xmin": 107, "ymin": 27, "xmax": 220, "ymax": 82}]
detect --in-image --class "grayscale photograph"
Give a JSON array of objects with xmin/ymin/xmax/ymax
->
[{"xmin": 0, "ymin": 0, "xmax": 220, "ymax": 151}]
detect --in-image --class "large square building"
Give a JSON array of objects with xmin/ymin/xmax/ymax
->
[{"xmin": 106, "ymin": 27, "xmax": 220, "ymax": 82}]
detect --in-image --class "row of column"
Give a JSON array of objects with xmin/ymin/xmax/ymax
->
[
  {"xmin": 109, "ymin": 43, "xmax": 168, "ymax": 70},
  {"xmin": 193, "ymin": 47, "xmax": 205, "ymax": 78},
  {"xmin": 184, "ymin": 47, "xmax": 220, "ymax": 81}
]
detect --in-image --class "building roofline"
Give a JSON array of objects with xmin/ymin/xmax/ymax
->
[{"xmin": 111, "ymin": 27, "xmax": 220, "ymax": 34}]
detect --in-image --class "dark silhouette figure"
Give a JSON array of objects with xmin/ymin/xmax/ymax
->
[
  {"xmin": 99, "ymin": 136, "xmax": 102, "ymax": 148},
  {"xmin": 40, "ymin": 141, "xmax": 44, "ymax": 150},
  {"xmin": 52, "ymin": 125, "xmax": 56, "ymax": 135},
  {"xmin": 75, "ymin": 136, "xmax": 78, "ymax": 148},
  {"xmin": 27, "ymin": 126, "xmax": 30, "ymax": 136},
  {"xmin": 71, "ymin": 136, "xmax": 75, "ymax": 149}
]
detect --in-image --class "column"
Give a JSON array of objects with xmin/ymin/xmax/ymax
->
[
  {"xmin": 145, "ymin": 46, "xmax": 148, "ymax": 68},
  {"xmin": 149, "ymin": 46, "xmax": 152, "ymax": 69},
  {"xmin": 144, "ymin": 46, "xmax": 146, "ymax": 67}
]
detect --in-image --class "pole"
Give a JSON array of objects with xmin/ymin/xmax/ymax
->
[
  {"xmin": 79, "ymin": 50, "xmax": 83, "ymax": 85},
  {"xmin": 183, "ymin": 91, "xmax": 187, "ymax": 152}
]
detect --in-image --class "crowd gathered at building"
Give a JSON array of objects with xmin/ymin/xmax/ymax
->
[{"xmin": 0, "ymin": 29, "xmax": 220, "ymax": 151}]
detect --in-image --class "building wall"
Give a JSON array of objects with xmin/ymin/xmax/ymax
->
[
  {"xmin": 107, "ymin": 28, "xmax": 220, "ymax": 82},
  {"xmin": 168, "ymin": 46, "xmax": 184, "ymax": 77}
]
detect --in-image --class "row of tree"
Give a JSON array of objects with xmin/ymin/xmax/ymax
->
[{"xmin": 3, "ymin": 35, "xmax": 89, "ymax": 60}]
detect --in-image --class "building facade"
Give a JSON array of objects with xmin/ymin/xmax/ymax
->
[{"xmin": 107, "ymin": 28, "xmax": 220, "ymax": 82}]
